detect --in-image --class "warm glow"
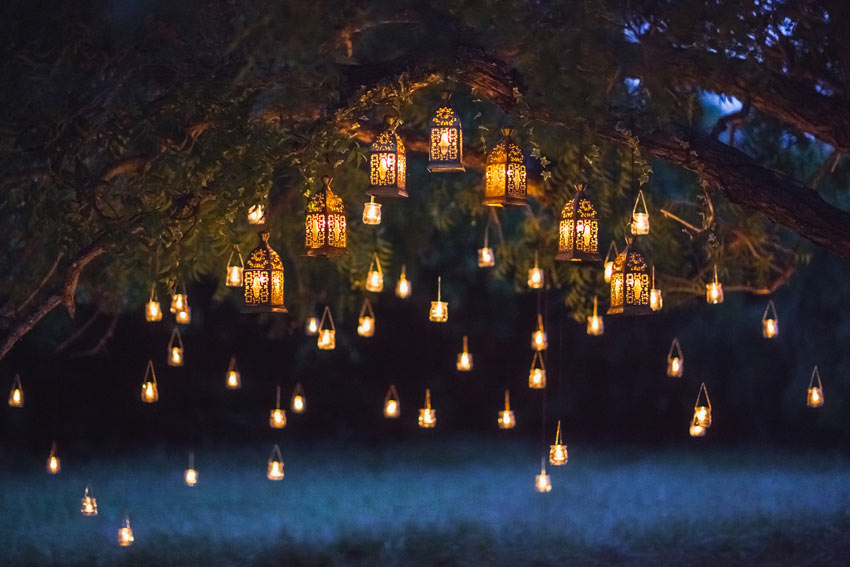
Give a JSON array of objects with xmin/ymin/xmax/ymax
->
[
  {"xmin": 631, "ymin": 212, "xmax": 650, "ymax": 235},
  {"xmin": 477, "ymin": 247, "xmax": 495, "ymax": 268},
  {"xmin": 498, "ymin": 410, "xmax": 516, "ymax": 429},
  {"xmin": 366, "ymin": 269, "xmax": 384, "ymax": 292},
  {"xmin": 175, "ymin": 307, "xmax": 191, "ymax": 325},
  {"xmin": 81, "ymin": 487, "xmax": 98, "ymax": 516},
  {"xmin": 529, "ymin": 368, "xmax": 546, "ymax": 389},
  {"xmin": 456, "ymin": 352, "xmax": 472, "ymax": 372},
  {"xmin": 267, "ymin": 445, "xmax": 284, "ymax": 480},
  {"xmin": 247, "ymin": 204, "xmax": 265, "ymax": 224},
  {"xmin": 668, "ymin": 357, "xmax": 682, "ymax": 378},
  {"xmin": 184, "ymin": 468, "xmax": 197, "ymax": 486},
  {"xmin": 226, "ymin": 265, "xmax": 244, "ymax": 287},
  {"xmin": 317, "ymin": 329, "xmax": 336, "ymax": 350},
  {"xmin": 8, "ymin": 375, "xmax": 23, "ymax": 407},
  {"xmin": 587, "ymin": 315, "xmax": 603, "ymax": 336},
  {"xmin": 694, "ymin": 406, "xmax": 711, "ymax": 428},
  {"xmin": 429, "ymin": 301, "xmax": 448, "ymax": 322},
  {"xmin": 384, "ymin": 399, "xmax": 399, "ymax": 418},
  {"xmin": 532, "ymin": 330, "xmax": 547, "ymax": 351},
  {"xmin": 357, "ymin": 316, "xmax": 375, "ymax": 337},
  {"xmin": 270, "ymin": 409, "xmax": 286, "ymax": 428},
  {"xmin": 171, "ymin": 293, "xmax": 186, "ymax": 313},
  {"xmin": 535, "ymin": 469, "xmax": 552, "ymax": 493},
  {"xmin": 419, "ymin": 389, "xmax": 436, "ymax": 428},
  {"xmin": 118, "ymin": 517, "xmax": 134, "ymax": 547},
  {"xmin": 439, "ymin": 131, "xmax": 450, "ymax": 156},
  {"xmin": 169, "ymin": 347, "xmax": 183, "ymax": 366},
  {"xmin": 142, "ymin": 381, "xmax": 158, "ymax": 403},
  {"xmin": 378, "ymin": 156, "xmax": 389, "ymax": 182},
  {"xmin": 292, "ymin": 394, "xmax": 305, "ymax": 413},
  {"xmin": 362, "ymin": 198, "xmax": 382, "ymax": 225},
  {"xmin": 706, "ymin": 282, "xmax": 723, "ymax": 304},
  {"xmin": 689, "ymin": 422, "xmax": 706, "ymax": 437},
  {"xmin": 528, "ymin": 267, "xmax": 544, "ymax": 289},
  {"xmin": 763, "ymin": 318, "xmax": 778, "ymax": 338},
  {"xmin": 305, "ymin": 317, "xmax": 319, "ymax": 335},
  {"xmin": 145, "ymin": 300, "xmax": 162, "ymax": 322},
  {"xmin": 549, "ymin": 444, "xmax": 568, "ymax": 466},
  {"xmin": 226, "ymin": 370, "xmax": 241, "ymax": 389},
  {"xmin": 604, "ymin": 261, "xmax": 614, "ymax": 283},
  {"xmin": 396, "ymin": 268, "xmax": 411, "ymax": 299},
  {"xmin": 807, "ymin": 387, "xmax": 823, "ymax": 408},
  {"xmin": 47, "ymin": 455, "xmax": 60, "ymax": 474},
  {"xmin": 650, "ymin": 289, "xmax": 663, "ymax": 311}
]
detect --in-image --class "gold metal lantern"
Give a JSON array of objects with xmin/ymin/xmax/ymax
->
[
  {"xmin": 118, "ymin": 515, "xmax": 135, "ymax": 547},
  {"xmin": 46, "ymin": 442, "xmax": 61, "ymax": 474},
  {"xmin": 357, "ymin": 299, "xmax": 376, "ymax": 337},
  {"xmin": 305, "ymin": 176, "xmax": 347, "ymax": 257},
  {"xmin": 807, "ymin": 366, "xmax": 824, "ymax": 408},
  {"xmin": 607, "ymin": 236, "xmax": 651, "ymax": 315},
  {"xmin": 556, "ymin": 183, "xmax": 602, "ymax": 262},
  {"xmin": 141, "ymin": 360, "xmax": 159, "ymax": 403},
  {"xmin": 586, "ymin": 296, "xmax": 604, "ymax": 336},
  {"xmin": 81, "ymin": 483, "xmax": 98, "ymax": 516},
  {"xmin": 184, "ymin": 452, "xmax": 197, "ymax": 486},
  {"xmin": 484, "ymin": 128, "xmax": 527, "ymax": 206},
  {"xmin": 667, "ymin": 338, "xmax": 683, "ymax": 378},
  {"xmin": 305, "ymin": 316, "xmax": 319, "ymax": 336},
  {"xmin": 317, "ymin": 306, "xmax": 336, "ymax": 350},
  {"xmin": 8, "ymin": 373, "xmax": 23, "ymax": 407},
  {"xmin": 762, "ymin": 300, "xmax": 779, "ymax": 338},
  {"xmin": 535, "ymin": 459, "xmax": 552, "ymax": 493},
  {"xmin": 247, "ymin": 203, "xmax": 266, "ymax": 225},
  {"xmin": 528, "ymin": 252, "xmax": 544, "ymax": 289},
  {"xmin": 365, "ymin": 253, "xmax": 384, "ymax": 292},
  {"xmin": 498, "ymin": 390, "xmax": 516, "ymax": 430},
  {"xmin": 531, "ymin": 314, "xmax": 548, "ymax": 351},
  {"xmin": 631, "ymin": 189, "xmax": 650, "ymax": 235},
  {"xmin": 145, "ymin": 284, "xmax": 162, "ymax": 322},
  {"xmin": 167, "ymin": 327, "xmax": 184, "ymax": 367},
  {"xmin": 243, "ymin": 230, "xmax": 286, "ymax": 313},
  {"xmin": 396, "ymin": 264, "xmax": 412, "ymax": 299},
  {"xmin": 368, "ymin": 117, "xmax": 407, "ymax": 198},
  {"xmin": 706, "ymin": 264, "xmax": 724, "ymax": 304},
  {"xmin": 384, "ymin": 385, "xmax": 400, "ymax": 418},
  {"xmin": 429, "ymin": 277, "xmax": 448, "ymax": 322},
  {"xmin": 649, "ymin": 266, "xmax": 663, "ymax": 312},
  {"xmin": 362, "ymin": 196, "xmax": 382, "ymax": 225},
  {"xmin": 270, "ymin": 386, "xmax": 287, "ymax": 428},
  {"xmin": 428, "ymin": 94, "xmax": 464, "ymax": 172},
  {"xmin": 225, "ymin": 356, "xmax": 241, "ymax": 389},
  {"xmin": 418, "ymin": 389, "xmax": 436, "ymax": 428},
  {"xmin": 549, "ymin": 420, "xmax": 568, "ymax": 466},
  {"xmin": 603, "ymin": 242, "xmax": 618, "ymax": 283},
  {"xmin": 225, "ymin": 247, "xmax": 244, "ymax": 287},
  {"xmin": 291, "ymin": 383, "xmax": 306, "ymax": 414},
  {"xmin": 267, "ymin": 444, "xmax": 284, "ymax": 481},
  {"xmin": 690, "ymin": 382, "xmax": 712, "ymax": 437},
  {"xmin": 456, "ymin": 335, "xmax": 473, "ymax": 371},
  {"xmin": 529, "ymin": 351, "xmax": 546, "ymax": 389}
]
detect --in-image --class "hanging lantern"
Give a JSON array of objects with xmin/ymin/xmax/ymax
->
[
  {"xmin": 603, "ymin": 242, "xmax": 618, "ymax": 283},
  {"xmin": 145, "ymin": 284, "xmax": 162, "ymax": 322},
  {"xmin": 46, "ymin": 442, "xmax": 61, "ymax": 474},
  {"xmin": 586, "ymin": 296, "xmax": 604, "ymax": 336},
  {"xmin": 631, "ymin": 189, "xmax": 650, "ymax": 235},
  {"xmin": 225, "ymin": 356, "xmax": 241, "ymax": 389},
  {"xmin": 247, "ymin": 203, "xmax": 266, "ymax": 225},
  {"xmin": 225, "ymin": 247, "xmax": 245, "ymax": 287},
  {"xmin": 243, "ymin": 230, "xmax": 286, "ymax": 313},
  {"xmin": 305, "ymin": 176, "xmax": 347, "ymax": 257},
  {"xmin": 305, "ymin": 316, "xmax": 319, "ymax": 336},
  {"xmin": 529, "ymin": 351, "xmax": 546, "ymax": 389},
  {"xmin": 528, "ymin": 252, "xmax": 544, "ymax": 289},
  {"xmin": 428, "ymin": 277, "xmax": 448, "ymax": 322},
  {"xmin": 291, "ymin": 382, "xmax": 306, "ymax": 413},
  {"xmin": 418, "ymin": 388, "xmax": 436, "ymax": 428},
  {"xmin": 358, "ymin": 299, "xmax": 376, "ymax": 337},
  {"xmin": 549, "ymin": 420, "xmax": 568, "ymax": 466},
  {"xmin": 317, "ymin": 306, "xmax": 336, "ymax": 350},
  {"xmin": 706, "ymin": 264, "xmax": 724, "ymax": 304},
  {"xmin": 428, "ymin": 93, "xmax": 464, "ymax": 173},
  {"xmin": 498, "ymin": 390, "xmax": 516, "ymax": 429},
  {"xmin": 365, "ymin": 253, "xmax": 384, "ymax": 292},
  {"xmin": 270, "ymin": 385, "xmax": 287, "ymax": 428},
  {"xmin": 535, "ymin": 459, "xmax": 552, "ymax": 493},
  {"xmin": 170, "ymin": 283, "xmax": 187, "ymax": 314},
  {"xmin": 184, "ymin": 452, "xmax": 198, "ymax": 487},
  {"xmin": 531, "ymin": 314, "xmax": 548, "ymax": 351},
  {"xmin": 362, "ymin": 196, "xmax": 382, "ymax": 225},
  {"xmin": 607, "ymin": 236, "xmax": 651, "ymax": 315},
  {"xmin": 762, "ymin": 300, "xmax": 779, "ymax": 338},
  {"xmin": 484, "ymin": 128, "xmax": 527, "ymax": 206},
  {"xmin": 689, "ymin": 382, "xmax": 712, "ymax": 437},
  {"xmin": 807, "ymin": 366, "xmax": 824, "ymax": 408},
  {"xmin": 167, "ymin": 327, "xmax": 184, "ymax": 367},
  {"xmin": 649, "ymin": 266, "xmax": 663, "ymax": 312},
  {"xmin": 81, "ymin": 483, "xmax": 98, "ymax": 516},
  {"xmin": 396, "ymin": 264, "xmax": 412, "ymax": 299},
  {"xmin": 556, "ymin": 183, "xmax": 601, "ymax": 262},
  {"xmin": 666, "ymin": 338, "xmax": 684, "ymax": 378},
  {"xmin": 118, "ymin": 515, "xmax": 135, "ymax": 547},
  {"xmin": 141, "ymin": 360, "xmax": 159, "ymax": 403},
  {"xmin": 368, "ymin": 117, "xmax": 407, "ymax": 198},
  {"xmin": 384, "ymin": 385, "xmax": 400, "ymax": 418},
  {"xmin": 478, "ymin": 223, "xmax": 495, "ymax": 268},
  {"xmin": 456, "ymin": 335, "xmax": 473, "ymax": 371},
  {"xmin": 8, "ymin": 373, "xmax": 23, "ymax": 408},
  {"xmin": 267, "ymin": 444, "xmax": 284, "ymax": 480},
  {"xmin": 175, "ymin": 305, "xmax": 191, "ymax": 325}
]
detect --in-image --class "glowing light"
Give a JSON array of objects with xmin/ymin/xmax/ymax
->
[
  {"xmin": 535, "ymin": 460, "xmax": 552, "ymax": 493},
  {"xmin": 365, "ymin": 253, "xmax": 384, "ymax": 292},
  {"xmin": 8, "ymin": 374, "xmax": 23, "ymax": 407},
  {"xmin": 762, "ymin": 300, "xmax": 779, "ymax": 338},
  {"xmin": 456, "ymin": 336, "xmax": 473, "ymax": 371},
  {"xmin": 291, "ymin": 383, "xmax": 305, "ymax": 414},
  {"xmin": 631, "ymin": 189, "xmax": 650, "ymax": 235},
  {"xmin": 317, "ymin": 305, "xmax": 336, "ymax": 349},
  {"xmin": 384, "ymin": 385, "xmax": 400, "ymax": 418},
  {"xmin": 528, "ymin": 252, "xmax": 544, "ymax": 289},
  {"xmin": 418, "ymin": 389, "xmax": 436, "ymax": 428},
  {"xmin": 247, "ymin": 204, "xmax": 266, "ymax": 225},
  {"xmin": 226, "ymin": 356, "xmax": 241, "ymax": 389},
  {"xmin": 175, "ymin": 307, "xmax": 191, "ymax": 325},
  {"xmin": 807, "ymin": 366, "xmax": 824, "ymax": 408},
  {"xmin": 184, "ymin": 452, "xmax": 197, "ymax": 486},
  {"xmin": 706, "ymin": 264, "xmax": 724, "ymax": 304},
  {"xmin": 667, "ymin": 338, "xmax": 684, "ymax": 378},
  {"xmin": 549, "ymin": 420, "xmax": 568, "ymax": 466},
  {"xmin": 586, "ymin": 296, "xmax": 604, "ymax": 336},
  {"xmin": 225, "ymin": 247, "xmax": 245, "ymax": 287},
  {"xmin": 477, "ymin": 247, "xmax": 495, "ymax": 268},
  {"xmin": 690, "ymin": 383, "xmax": 712, "ymax": 436},
  {"xmin": 429, "ymin": 277, "xmax": 448, "ymax": 322},
  {"xmin": 81, "ymin": 484, "xmax": 98, "ymax": 516},
  {"xmin": 358, "ymin": 299, "xmax": 376, "ymax": 337},
  {"xmin": 267, "ymin": 444, "xmax": 284, "ymax": 480},
  {"xmin": 362, "ymin": 196, "xmax": 382, "ymax": 225},
  {"xmin": 305, "ymin": 316, "xmax": 319, "ymax": 335},
  {"xmin": 118, "ymin": 516, "xmax": 134, "ymax": 547},
  {"xmin": 498, "ymin": 390, "xmax": 516, "ymax": 429},
  {"xmin": 528, "ymin": 351, "xmax": 546, "ymax": 389},
  {"xmin": 167, "ymin": 327, "xmax": 184, "ymax": 367},
  {"xmin": 145, "ymin": 284, "xmax": 162, "ymax": 322},
  {"xmin": 532, "ymin": 314, "xmax": 548, "ymax": 351},
  {"xmin": 141, "ymin": 360, "xmax": 159, "ymax": 403}
]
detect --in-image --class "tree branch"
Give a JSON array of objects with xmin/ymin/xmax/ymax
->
[{"xmin": 54, "ymin": 307, "xmax": 101, "ymax": 354}]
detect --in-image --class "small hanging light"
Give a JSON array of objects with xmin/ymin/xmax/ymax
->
[
  {"xmin": 384, "ymin": 385, "xmax": 400, "ymax": 418},
  {"xmin": 362, "ymin": 196, "xmax": 382, "ymax": 225},
  {"xmin": 666, "ymin": 338, "xmax": 684, "ymax": 378},
  {"xmin": 556, "ymin": 183, "xmax": 601, "ymax": 262},
  {"xmin": 549, "ymin": 420, "xmax": 568, "ymax": 466},
  {"xmin": 247, "ymin": 203, "xmax": 266, "ymax": 225},
  {"xmin": 528, "ymin": 251, "xmax": 544, "ymax": 289},
  {"xmin": 762, "ymin": 300, "xmax": 779, "ymax": 338},
  {"xmin": 396, "ymin": 264, "xmax": 412, "ymax": 299},
  {"xmin": 498, "ymin": 390, "xmax": 516, "ymax": 429},
  {"xmin": 8, "ymin": 373, "xmax": 23, "ymax": 408},
  {"xmin": 649, "ymin": 266, "xmax": 663, "ymax": 312},
  {"xmin": 529, "ymin": 351, "xmax": 546, "ymax": 389},
  {"xmin": 478, "ymin": 223, "xmax": 495, "ymax": 268},
  {"xmin": 167, "ymin": 327, "xmax": 184, "ymax": 367},
  {"xmin": 603, "ymin": 242, "xmax": 618, "ymax": 283},
  {"xmin": 807, "ymin": 366, "xmax": 824, "ymax": 408},
  {"xmin": 225, "ymin": 246, "xmax": 245, "ymax": 287},
  {"xmin": 305, "ymin": 316, "xmax": 319, "ymax": 336},
  {"xmin": 365, "ymin": 253, "xmax": 384, "ymax": 292},
  {"xmin": 531, "ymin": 314, "xmax": 548, "ymax": 351},
  {"xmin": 317, "ymin": 305, "xmax": 336, "ymax": 350},
  {"xmin": 225, "ymin": 356, "xmax": 241, "ymax": 389},
  {"xmin": 291, "ymin": 382, "xmax": 306, "ymax": 414},
  {"xmin": 706, "ymin": 264, "xmax": 724, "ymax": 304},
  {"xmin": 118, "ymin": 515, "xmax": 135, "ymax": 547},
  {"xmin": 184, "ymin": 452, "xmax": 198, "ymax": 486},
  {"xmin": 369, "ymin": 117, "xmax": 407, "ymax": 198},
  {"xmin": 484, "ymin": 128, "xmax": 527, "ymax": 206},
  {"xmin": 243, "ymin": 230, "xmax": 287, "ymax": 313},
  {"xmin": 46, "ymin": 442, "xmax": 61, "ymax": 474},
  {"xmin": 267, "ymin": 444, "xmax": 284, "ymax": 480},
  {"xmin": 305, "ymin": 176, "xmax": 347, "ymax": 257},
  {"xmin": 357, "ymin": 299, "xmax": 376, "ymax": 337},
  {"xmin": 175, "ymin": 305, "xmax": 191, "ymax": 325},
  {"xmin": 145, "ymin": 284, "xmax": 162, "ymax": 322},
  {"xmin": 586, "ymin": 296, "xmax": 604, "ymax": 336},
  {"xmin": 170, "ymin": 282, "xmax": 187, "ymax": 314},
  {"xmin": 607, "ymin": 236, "xmax": 652, "ymax": 315},
  {"xmin": 270, "ymin": 385, "xmax": 287, "ymax": 428},
  {"xmin": 141, "ymin": 360, "xmax": 159, "ymax": 403},
  {"xmin": 428, "ymin": 92, "xmax": 464, "ymax": 173},
  {"xmin": 535, "ymin": 459, "xmax": 552, "ymax": 493},
  {"xmin": 689, "ymin": 382, "xmax": 712, "ymax": 437},
  {"xmin": 418, "ymin": 388, "xmax": 436, "ymax": 428},
  {"xmin": 428, "ymin": 277, "xmax": 448, "ymax": 322},
  {"xmin": 456, "ymin": 335, "xmax": 473, "ymax": 371},
  {"xmin": 631, "ymin": 189, "xmax": 650, "ymax": 235},
  {"xmin": 81, "ymin": 483, "xmax": 98, "ymax": 516}
]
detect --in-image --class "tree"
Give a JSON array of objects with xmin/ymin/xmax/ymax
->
[{"xmin": 1, "ymin": 0, "xmax": 847, "ymax": 360}]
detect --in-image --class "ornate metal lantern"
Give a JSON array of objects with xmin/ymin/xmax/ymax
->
[
  {"xmin": 46, "ymin": 442, "xmax": 61, "ymax": 474},
  {"xmin": 649, "ymin": 266, "xmax": 663, "ymax": 311},
  {"xmin": 498, "ymin": 390, "xmax": 516, "ymax": 430},
  {"xmin": 226, "ymin": 247, "xmax": 244, "ymax": 287},
  {"xmin": 528, "ymin": 252, "xmax": 544, "ymax": 289},
  {"xmin": 145, "ymin": 284, "xmax": 162, "ymax": 322},
  {"xmin": 631, "ymin": 189, "xmax": 650, "ymax": 235},
  {"xmin": 483, "ymin": 128, "xmax": 527, "ymax": 207},
  {"xmin": 368, "ymin": 118, "xmax": 407, "ymax": 198},
  {"xmin": 141, "ymin": 360, "xmax": 159, "ymax": 403},
  {"xmin": 531, "ymin": 314, "xmax": 548, "ymax": 351},
  {"xmin": 690, "ymin": 382, "xmax": 712, "ymax": 437},
  {"xmin": 357, "ymin": 299, "xmax": 375, "ymax": 337},
  {"xmin": 8, "ymin": 373, "xmax": 23, "ymax": 407},
  {"xmin": 305, "ymin": 176, "xmax": 347, "ymax": 257},
  {"xmin": 587, "ymin": 296, "xmax": 604, "ymax": 336},
  {"xmin": 184, "ymin": 453, "xmax": 197, "ymax": 486},
  {"xmin": 762, "ymin": 300, "xmax": 778, "ymax": 338},
  {"xmin": 118, "ymin": 515, "xmax": 135, "ymax": 547},
  {"xmin": 362, "ymin": 196, "xmax": 382, "ymax": 225},
  {"xmin": 667, "ymin": 338, "xmax": 683, "ymax": 378},
  {"xmin": 317, "ymin": 306, "xmax": 335, "ymax": 350},
  {"xmin": 291, "ymin": 382, "xmax": 306, "ymax": 413},
  {"xmin": 603, "ymin": 242, "xmax": 618, "ymax": 283},
  {"xmin": 429, "ymin": 277, "xmax": 448, "ymax": 322},
  {"xmin": 706, "ymin": 264, "xmax": 724, "ymax": 304},
  {"xmin": 81, "ymin": 483, "xmax": 98, "ymax": 515},
  {"xmin": 243, "ymin": 230, "xmax": 286, "ymax": 313},
  {"xmin": 556, "ymin": 183, "xmax": 601, "ymax": 262},
  {"xmin": 807, "ymin": 366, "xmax": 824, "ymax": 408},
  {"xmin": 428, "ymin": 94, "xmax": 464, "ymax": 173},
  {"xmin": 396, "ymin": 264, "xmax": 412, "ymax": 298},
  {"xmin": 418, "ymin": 389, "xmax": 436, "ymax": 428},
  {"xmin": 549, "ymin": 420, "xmax": 568, "ymax": 466},
  {"xmin": 225, "ymin": 356, "xmax": 241, "ymax": 389},
  {"xmin": 535, "ymin": 459, "xmax": 552, "ymax": 493},
  {"xmin": 607, "ymin": 236, "xmax": 651, "ymax": 315},
  {"xmin": 529, "ymin": 352, "xmax": 546, "ymax": 389},
  {"xmin": 456, "ymin": 335, "xmax": 473, "ymax": 371},
  {"xmin": 266, "ymin": 444, "xmax": 284, "ymax": 480},
  {"xmin": 270, "ymin": 385, "xmax": 287, "ymax": 428},
  {"xmin": 365, "ymin": 253, "xmax": 384, "ymax": 292},
  {"xmin": 167, "ymin": 327, "xmax": 184, "ymax": 367},
  {"xmin": 384, "ymin": 385, "xmax": 400, "ymax": 418}
]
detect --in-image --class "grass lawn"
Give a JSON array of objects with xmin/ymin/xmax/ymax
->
[{"xmin": 2, "ymin": 438, "xmax": 850, "ymax": 566}]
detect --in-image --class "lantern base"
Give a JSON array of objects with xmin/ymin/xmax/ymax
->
[
  {"xmin": 555, "ymin": 250, "xmax": 602, "ymax": 262},
  {"xmin": 606, "ymin": 304, "xmax": 653, "ymax": 316},
  {"xmin": 241, "ymin": 305, "xmax": 288, "ymax": 314},
  {"xmin": 427, "ymin": 162, "xmax": 465, "ymax": 173},
  {"xmin": 367, "ymin": 186, "xmax": 408, "ymax": 198},
  {"xmin": 305, "ymin": 246, "xmax": 347, "ymax": 258},
  {"xmin": 482, "ymin": 195, "xmax": 528, "ymax": 207}
]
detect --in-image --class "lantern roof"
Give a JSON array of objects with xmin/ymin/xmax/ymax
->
[
  {"xmin": 246, "ymin": 230, "xmax": 284, "ymax": 271},
  {"xmin": 307, "ymin": 177, "xmax": 345, "ymax": 215},
  {"xmin": 613, "ymin": 236, "xmax": 648, "ymax": 274},
  {"xmin": 370, "ymin": 128, "xmax": 405, "ymax": 154},
  {"xmin": 561, "ymin": 183, "xmax": 598, "ymax": 220},
  {"xmin": 430, "ymin": 105, "xmax": 461, "ymax": 129},
  {"xmin": 487, "ymin": 129, "xmax": 524, "ymax": 165}
]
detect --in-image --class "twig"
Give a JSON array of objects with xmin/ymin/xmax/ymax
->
[
  {"xmin": 808, "ymin": 150, "xmax": 841, "ymax": 191},
  {"xmin": 710, "ymin": 97, "xmax": 751, "ymax": 140},
  {"xmin": 0, "ymin": 252, "xmax": 64, "ymax": 318},
  {"xmin": 54, "ymin": 307, "xmax": 101, "ymax": 353},
  {"xmin": 72, "ymin": 312, "xmax": 119, "ymax": 358},
  {"xmin": 659, "ymin": 208, "xmax": 703, "ymax": 233}
]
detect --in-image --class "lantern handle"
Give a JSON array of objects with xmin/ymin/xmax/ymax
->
[
  {"xmin": 632, "ymin": 188, "xmax": 649, "ymax": 216},
  {"xmin": 695, "ymin": 382, "xmax": 711, "ymax": 409},
  {"xmin": 144, "ymin": 360, "xmax": 157, "ymax": 384},
  {"xmin": 168, "ymin": 326, "xmax": 184, "ymax": 349},
  {"xmin": 530, "ymin": 350, "xmax": 545, "ymax": 371},
  {"xmin": 762, "ymin": 299, "xmax": 778, "ymax": 322},
  {"xmin": 385, "ymin": 384, "xmax": 399, "ymax": 403},
  {"xmin": 809, "ymin": 366, "xmax": 823, "ymax": 389},
  {"xmin": 11, "ymin": 373, "xmax": 22, "ymax": 391},
  {"xmin": 188, "ymin": 452, "xmax": 194, "ymax": 469},
  {"xmin": 149, "ymin": 283, "xmax": 158, "ymax": 302},
  {"xmin": 504, "ymin": 389, "xmax": 510, "ymax": 410},
  {"xmin": 424, "ymin": 388, "xmax": 431, "ymax": 409},
  {"xmin": 227, "ymin": 246, "xmax": 245, "ymax": 268},
  {"xmin": 462, "ymin": 335, "xmax": 468, "ymax": 353},
  {"xmin": 319, "ymin": 305, "xmax": 335, "ymax": 331},
  {"xmin": 436, "ymin": 277, "xmax": 442, "ymax": 301},
  {"xmin": 667, "ymin": 338, "xmax": 683, "ymax": 361},
  {"xmin": 292, "ymin": 382, "xmax": 304, "ymax": 397},
  {"xmin": 554, "ymin": 420, "xmax": 562, "ymax": 445},
  {"xmin": 269, "ymin": 444, "xmax": 283, "ymax": 462},
  {"xmin": 227, "ymin": 356, "xmax": 238, "ymax": 373},
  {"xmin": 359, "ymin": 298, "xmax": 374, "ymax": 319},
  {"xmin": 604, "ymin": 241, "xmax": 618, "ymax": 263},
  {"xmin": 275, "ymin": 385, "xmax": 281, "ymax": 409},
  {"xmin": 592, "ymin": 296, "xmax": 598, "ymax": 317}
]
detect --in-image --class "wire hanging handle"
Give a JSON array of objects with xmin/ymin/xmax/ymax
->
[
  {"xmin": 319, "ymin": 305, "xmax": 335, "ymax": 331},
  {"xmin": 668, "ymin": 338, "xmax": 683, "ymax": 361},
  {"xmin": 144, "ymin": 360, "xmax": 157, "ymax": 384},
  {"xmin": 424, "ymin": 388, "xmax": 431, "ymax": 409},
  {"xmin": 436, "ymin": 277, "xmax": 442, "ymax": 301},
  {"xmin": 762, "ymin": 300, "xmax": 778, "ymax": 322},
  {"xmin": 554, "ymin": 420, "xmax": 562, "ymax": 445},
  {"xmin": 359, "ymin": 298, "xmax": 374, "ymax": 318},
  {"xmin": 632, "ymin": 188, "xmax": 649, "ymax": 216},
  {"xmin": 462, "ymin": 335, "xmax": 468, "ymax": 352},
  {"xmin": 695, "ymin": 382, "xmax": 711, "ymax": 409},
  {"xmin": 385, "ymin": 384, "xmax": 399, "ymax": 402},
  {"xmin": 809, "ymin": 366, "xmax": 823, "ymax": 389},
  {"xmin": 168, "ymin": 326, "xmax": 184, "ymax": 349},
  {"xmin": 269, "ymin": 444, "xmax": 282, "ymax": 462},
  {"xmin": 504, "ymin": 389, "xmax": 511, "ymax": 410},
  {"xmin": 369, "ymin": 253, "xmax": 383, "ymax": 276},
  {"xmin": 530, "ymin": 350, "xmax": 546, "ymax": 371},
  {"xmin": 275, "ymin": 385, "xmax": 281, "ymax": 409},
  {"xmin": 227, "ymin": 246, "xmax": 244, "ymax": 268}
]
